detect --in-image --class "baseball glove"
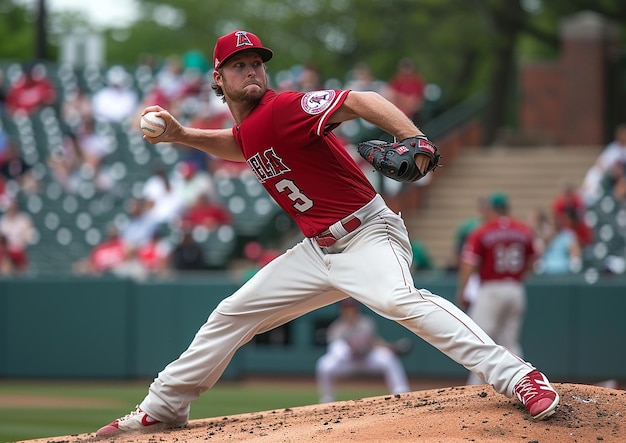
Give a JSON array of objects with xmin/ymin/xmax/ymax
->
[{"xmin": 357, "ymin": 135, "xmax": 441, "ymax": 182}]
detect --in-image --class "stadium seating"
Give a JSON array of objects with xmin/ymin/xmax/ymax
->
[
  {"xmin": 585, "ymin": 193, "xmax": 626, "ymax": 274},
  {"xmin": 0, "ymin": 60, "xmax": 300, "ymax": 275}
]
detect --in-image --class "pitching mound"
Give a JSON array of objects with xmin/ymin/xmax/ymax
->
[{"xmin": 21, "ymin": 383, "xmax": 625, "ymax": 442}]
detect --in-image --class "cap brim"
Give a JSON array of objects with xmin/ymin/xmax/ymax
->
[
  {"xmin": 254, "ymin": 47, "xmax": 273, "ymax": 62},
  {"xmin": 221, "ymin": 47, "xmax": 273, "ymax": 68}
]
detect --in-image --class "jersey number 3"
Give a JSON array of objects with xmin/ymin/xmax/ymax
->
[{"xmin": 275, "ymin": 179, "xmax": 314, "ymax": 212}]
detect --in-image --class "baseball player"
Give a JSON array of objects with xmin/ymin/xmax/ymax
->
[
  {"xmin": 96, "ymin": 30, "xmax": 559, "ymax": 437},
  {"xmin": 456, "ymin": 192, "xmax": 536, "ymax": 385},
  {"xmin": 316, "ymin": 298, "xmax": 410, "ymax": 403}
]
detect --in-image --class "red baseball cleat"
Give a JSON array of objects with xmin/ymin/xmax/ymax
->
[
  {"xmin": 514, "ymin": 370, "xmax": 560, "ymax": 420},
  {"xmin": 96, "ymin": 406, "xmax": 166, "ymax": 436}
]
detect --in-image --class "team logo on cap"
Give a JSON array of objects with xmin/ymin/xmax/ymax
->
[
  {"xmin": 235, "ymin": 31, "xmax": 254, "ymax": 47},
  {"xmin": 301, "ymin": 90, "xmax": 336, "ymax": 115}
]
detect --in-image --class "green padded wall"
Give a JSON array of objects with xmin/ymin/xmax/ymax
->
[{"xmin": 0, "ymin": 275, "xmax": 624, "ymax": 382}]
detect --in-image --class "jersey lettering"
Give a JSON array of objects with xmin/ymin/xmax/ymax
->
[
  {"xmin": 493, "ymin": 243, "xmax": 525, "ymax": 274},
  {"xmin": 247, "ymin": 147, "xmax": 291, "ymax": 183},
  {"xmin": 275, "ymin": 179, "xmax": 314, "ymax": 212}
]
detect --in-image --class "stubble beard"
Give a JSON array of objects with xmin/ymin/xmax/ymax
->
[{"xmin": 224, "ymin": 79, "xmax": 266, "ymax": 106}]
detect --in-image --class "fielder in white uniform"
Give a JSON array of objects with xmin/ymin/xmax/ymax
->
[
  {"xmin": 97, "ymin": 30, "xmax": 560, "ymax": 437},
  {"xmin": 316, "ymin": 298, "xmax": 410, "ymax": 403}
]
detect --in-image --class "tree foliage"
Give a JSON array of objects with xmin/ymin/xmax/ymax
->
[
  {"xmin": 0, "ymin": 0, "xmax": 37, "ymax": 59},
  {"xmin": 3, "ymin": 0, "xmax": 625, "ymax": 141}
]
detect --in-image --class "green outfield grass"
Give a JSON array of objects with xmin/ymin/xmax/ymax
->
[{"xmin": 0, "ymin": 378, "xmax": 390, "ymax": 442}]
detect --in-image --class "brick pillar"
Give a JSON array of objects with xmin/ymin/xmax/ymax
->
[
  {"xmin": 559, "ymin": 11, "xmax": 619, "ymax": 145},
  {"xmin": 519, "ymin": 61, "xmax": 562, "ymax": 143}
]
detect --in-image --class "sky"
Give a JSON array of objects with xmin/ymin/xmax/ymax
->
[{"xmin": 24, "ymin": 0, "xmax": 140, "ymax": 28}]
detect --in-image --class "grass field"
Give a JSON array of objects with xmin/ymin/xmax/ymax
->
[{"xmin": 0, "ymin": 378, "xmax": 393, "ymax": 443}]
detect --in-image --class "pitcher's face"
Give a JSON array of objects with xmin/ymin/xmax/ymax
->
[{"xmin": 215, "ymin": 52, "xmax": 268, "ymax": 105}]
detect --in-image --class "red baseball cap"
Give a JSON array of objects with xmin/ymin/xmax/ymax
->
[{"xmin": 213, "ymin": 30, "xmax": 273, "ymax": 70}]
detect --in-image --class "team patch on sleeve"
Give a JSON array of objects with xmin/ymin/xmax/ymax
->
[{"xmin": 301, "ymin": 90, "xmax": 336, "ymax": 115}]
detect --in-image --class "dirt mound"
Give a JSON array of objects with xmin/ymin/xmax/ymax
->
[{"xmin": 21, "ymin": 383, "xmax": 625, "ymax": 442}]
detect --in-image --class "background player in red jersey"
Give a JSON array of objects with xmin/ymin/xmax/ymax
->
[
  {"xmin": 456, "ymin": 192, "xmax": 537, "ymax": 385},
  {"xmin": 96, "ymin": 30, "xmax": 559, "ymax": 437}
]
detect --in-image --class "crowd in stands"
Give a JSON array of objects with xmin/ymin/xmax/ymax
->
[
  {"xmin": 0, "ymin": 53, "xmax": 430, "ymax": 278},
  {"xmin": 447, "ymin": 123, "xmax": 626, "ymax": 279},
  {"xmin": 2, "ymin": 50, "xmax": 622, "ymax": 280}
]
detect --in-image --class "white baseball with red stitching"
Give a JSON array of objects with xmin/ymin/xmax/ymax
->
[{"xmin": 140, "ymin": 112, "xmax": 166, "ymax": 137}]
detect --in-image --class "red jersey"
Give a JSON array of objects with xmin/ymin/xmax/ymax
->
[
  {"xmin": 234, "ymin": 89, "xmax": 376, "ymax": 237},
  {"xmin": 6, "ymin": 77, "xmax": 57, "ymax": 115},
  {"xmin": 461, "ymin": 216, "xmax": 535, "ymax": 282},
  {"xmin": 90, "ymin": 239, "xmax": 126, "ymax": 273},
  {"xmin": 138, "ymin": 241, "xmax": 165, "ymax": 270},
  {"xmin": 183, "ymin": 203, "xmax": 232, "ymax": 228}
]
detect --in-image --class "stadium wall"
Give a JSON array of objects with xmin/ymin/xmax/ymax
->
[{"xmin": 0, "ymin": 275, "xmax": 624, "ymax": 382}]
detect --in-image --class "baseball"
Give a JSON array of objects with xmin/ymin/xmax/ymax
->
[{"xmin": 140, "ymin": 112, "xmax": 166, "ymax": 137}]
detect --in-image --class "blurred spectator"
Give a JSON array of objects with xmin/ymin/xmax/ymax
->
[
  {"xmin": 0, "ymin": 139, "xmax": 39, "ymax": 194},
  {"xmin": 48, "ymin": 118, "xmax": 115, "ymax": 194},
  {"xmin": 155, "ymin": 55, "xmax": 187, "ymax": 103},
  {"xmin": 293, "ymin": 62, "xmax": 323, "ymax": 92},
  {"xmin": 611, "ymin": 174, "xmax": 626, "ymax": 204},
  {"xmin": 137, "ymin": 230, "xmax": 171, "ymax": 277},
  {"xmin": 182, "ymin": 86, "xmax": 233, "ymax": 172},
  {"xmin": 73, "ymin": 225, "xmax": 126, "ymax": 276},
  {"xmin": 0, "ymin": 120, "xmax": 10, "ymax": 163},
  {"xmin": 73, "ymin": 117, "xmax": 115, "ymax": 191},
  {"xmin": 176, "ymin": 68, "xmax": 206, "ymax": 114},
  {"xmin": 239, "ymin": 240, "xmax": 281, "ymax": 282},
  {"xmin": 581, "ymin": 123, "xmax": 626, "ymax": 205},
  {"xmin": 345, "ymin": 62, "xmax": 389, "ymax": 95},
  {"xmin": 387, "ymin": 58, "xmax": 425, "ymax": 124},
  {"xmin": 528, "ymin": 208, "xmax": 553, "ymax": 256},
  {"xmin": 0, "ymin": 233, "xmax": 27, "ymax": 275},
  {"xmin": 170, "ymin": 228, "xmax": 207, "ymax": 271},
  {"xmin": 551, "ymin": 183, "xmax": 592, "ymax": 248},
  {"xmin": 536, "ymin": 209, "xmax": 582, "ymax": 275},
  {"xmin": 48, "ymin": 129, "xmax": 83, "ymax": 193},
  {"xmin": 92, "ymin": 66, "xmax": 139, "ymax": 124},
  {"xmin": 61, "ymin": 87, "xmax": 94, "ymax": 132},
  {"xmin": 182, "ymin": 50, "xmax": 210, "ymax": 75},
  {"xmin": 110, "ymin": 247, "xmax": 149, "ymax": 281},
  {"xmin": 0, "ymin": 177, "xmax": 7, "ymax": 209},
  {"xmin": 175, "ymin": 160, "xmax": 216, "ymax": 208},
  {"xmin": 0, "ymin": 68, "xmax": 7, "ymax": 112},
  {"xmin": 551, "ymin": 182, "xmax": 585, "ymax": 219},
  {"xmin": 599, "ymin": 157, "xmax": 626, "ymax": 199},
  {"xmin": 181, "ymin": 192, "xmax": 231, "ymax": 230},
  {"xmin": 5, "ymin": 62, "xmax": 57, "ymax": 116},
  {"xmin": 142, "ymin": 165, "xmax": 186, "ymax": 226},
  {"xmin": 136, "ymin": 57, "xmax": 185, "ymax": 121},
  {"xmin": 121, "ymin": 198, "xmax": 161, "ymax": 248},
  {"xmin": 138, "ymin": 83, "xmax": 174, "ymax": 116},
  {"xmin": 0, "ymin": 199, "xmax": 33, "ymax": 268}
]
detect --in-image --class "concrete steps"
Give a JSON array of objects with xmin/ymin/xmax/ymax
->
[{"xmin": 405, "ymin": 145, "xmax": 602, "ymax": 268}]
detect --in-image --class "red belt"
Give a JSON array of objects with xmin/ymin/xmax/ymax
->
[{"xmin": 315, "ymin": 216, "xmax": 362, "ymax": 248}]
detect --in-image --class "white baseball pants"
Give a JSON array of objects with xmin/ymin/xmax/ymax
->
[{"xmin": 140, "ymin": 195, "xmax": 534, "ymax": 424}]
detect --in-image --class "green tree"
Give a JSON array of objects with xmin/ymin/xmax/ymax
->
[
  {"xmin": 0, "ymin": 0, "xmax": 37, "ymax": 59},
  {"xmin": 4, "ymin": 0, "xmax": 625, "ymax": 144}
]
